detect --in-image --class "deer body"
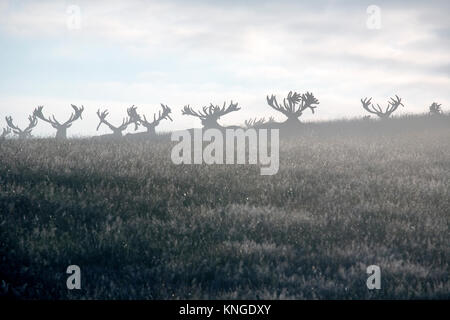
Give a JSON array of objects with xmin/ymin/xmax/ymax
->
[{"xmin": 55, "ymin": 127, "xmax": 68, "ymax": 139}]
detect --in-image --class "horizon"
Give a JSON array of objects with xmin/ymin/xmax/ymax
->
[
  {"xmin": 1, "ymin": 0, "xmax": 449, "ymax": 137},
  {"xmin": 3, "ymin": 111, "xmax": 446, "ymax": 139}
]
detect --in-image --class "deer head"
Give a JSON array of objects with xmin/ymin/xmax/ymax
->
[
  {"xmin": 266, "ymin": 91, "xmax": 319, "ymax": 125},
  {"xmin": 182, "ymin": 101, "xmax": 241, "ymax": 128},
  {"xmin": 429, "ymin": 102, "xmax": 443, "ymax": 115},
  {"xmin": 361, "ymin": 95, "xmax": 404, "ymax": 119},
  {"xmin": 33, "ymin": 104, "xmax": 84, "ymax": 139},
  {"xmin": 5, "ymin": 115, "xmax": 38, "ymax": 139},
  {"xmin": 128, "ymin": 104, "xmax": 173, "ymax": 134},
  {"xmin": 96, "ymin": 107, "xmax": 139, "ymax": 137}
]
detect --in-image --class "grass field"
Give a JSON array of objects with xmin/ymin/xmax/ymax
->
[{"xmin": 0, "ymin": 115, "xmax": 449, "ymax": 299}]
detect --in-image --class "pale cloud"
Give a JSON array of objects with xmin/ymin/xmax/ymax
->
[{"xmin": 0, "ymin": 0, "xmax": 449, "ymax": 135}]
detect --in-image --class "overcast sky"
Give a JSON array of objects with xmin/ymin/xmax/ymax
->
[{"xmin": 0, "ymin": 0, "xmax": 449, "ymax": 136}]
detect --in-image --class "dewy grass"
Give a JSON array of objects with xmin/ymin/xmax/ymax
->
[{"xmin": 0, "ymin": 115, "xmax": 449, "ymax": 299}]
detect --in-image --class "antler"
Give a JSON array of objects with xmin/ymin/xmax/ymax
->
[
  {"xmin": 5, "ymin": 116, "xmax": 21, "ymax": 134},
  {"xmin": 266, "ymin": 91, "xmax": 319, "ymax": 118},
  {"xmin": 210, "ymin": 101, "xmax": 240, "ymax": 117},
  {"xmin": 386, "ymin": 95, "xmax": 404, "ymax": 115},
  {"xmin": 24, "ymin": 115, "xmax": 38, "ymax": 133},
  {"xmin": 1, "ymin": 127, "xmax": 11, "ymax": 138},
  {"xmin": 96, "ymin": 108, "xmax": 135, "ymax": 132},
  {"xmin": 138, "ymin": 104, "xmax": 173, "ymax": 128},
  {"xmin": 182, "ymin": 101, "xmax": 240, "ymax": 119},
  {"xmin": 34, "ymin": 105, "xmax": 84, "ymax": 128},
  {"xmin": 181, "ymin": 105, "xmax": 207, "ymax": 119},
  {"xmin": 126, "ymin": 106, "xmax": 141, "ymax": 130},
  {"xmin": 5, "ymin": 115, "xmax": 37, "ymax": 137},
  {"xmin": 96, "ymin": 109, "xmax": 112, "ymax": 131},
  {"xmin": 63, "ymin": 104, "xmax": 84, "ymax": 126},
  {"xmin": 33, "ymin": 106, "xmax": 59, "ymax": 127},
  {"xmin": 245, "ymin": 117, "xmax": 267, "ymax": 128},
  {"xmin": 361, "ymin": 95, "xmax": 404, "ymax": 118},
  {"xmin": 116, "ymin": 115, "xmax": 135, "ymax": 131}
]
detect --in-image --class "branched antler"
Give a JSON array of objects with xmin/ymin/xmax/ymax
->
[
  {"xmin": 361, "ymin": 95, "xmax": 404, "ymax": 119},
  {"xmin": 5, "ymin": 115, "xmax": 38, "ymax": 139},
  {"xmin": 34, "ymin": 105, "xmax": 84, "ymax": 139},
  {"xmin": 129, "ymin": 104, "xmax": 173, "ymax": 134},
  {"xmin": 266, "ymin": 91, "xmax": 319, "ymax": 123},
  {"xmin": 244, "ymin": 117, "xmax": 272, "ymax": 128},
  {"xmin": 1, "ymin": 127, "xmax": 11, "ymax": 139},
  {"xmin": 96, "ymin": 107, "xmax": 138, "ymax": 137},
  {"xmin": 182, "ymin": 101, "xmax": 241, "ymax": 128}
]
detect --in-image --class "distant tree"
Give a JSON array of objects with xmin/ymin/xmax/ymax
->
[{"xmin": 429, "ymin": 102, "xmax": 443, "ymax": 115}]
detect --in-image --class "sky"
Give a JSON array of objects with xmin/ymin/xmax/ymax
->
[{"xmin": 0, "ymin": 0, "xmax": 449, "ymax": 137}]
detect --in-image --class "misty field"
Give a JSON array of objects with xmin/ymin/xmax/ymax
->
[{"xmin": 0, "ymin": 115, "xmax": 449, "ymax": 299}]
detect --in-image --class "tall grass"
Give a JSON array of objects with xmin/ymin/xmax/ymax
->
[{"xmin": 0, "ymin": 115, "xmax": 449, "ymax": 299}]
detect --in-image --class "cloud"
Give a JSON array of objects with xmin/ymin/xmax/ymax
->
[{"xmin": 0, "ymin": 0, "xmax": 449, "ymax": 135}]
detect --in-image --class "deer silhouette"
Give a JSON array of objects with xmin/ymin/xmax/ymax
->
[
  {"xmin": 126, "ymin": 104, "xmax": 173, "ymax": 137},
  {"xmin": 95, "ymin": 107, "xmax": 139, "ymax": 139},
  {"xmin": 182, "ymin": 101, "xmax": 241, "ymax": 129},
  {"xmin": 361, "ymin": 95, "xmax": 404, "ymax": 119},
  {"xmin": 5, "ymin": 115, "xmax": 38, "ymax": 139},
  {"xmin": 33, "ymin": 105, "xmax": 84, "ymax": 139},
  {"xmin": 265, "ymin": 91, "xmax": 319, "ymax": 128}
]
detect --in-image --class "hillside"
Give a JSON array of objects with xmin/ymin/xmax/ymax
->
[{"xmin": 0, "ymin": 115, "xmax": 449, "ymax": 299}]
